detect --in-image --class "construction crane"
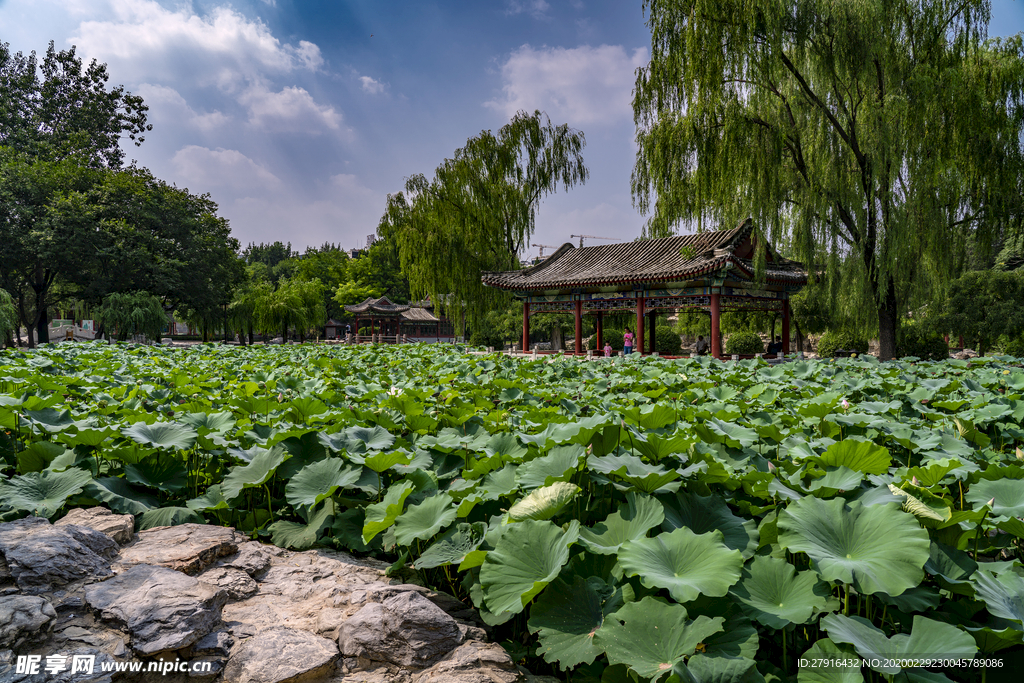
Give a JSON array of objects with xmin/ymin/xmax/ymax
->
[
  {"xmin": 531, "ymin": 243, "xmax": 561, "ymax": 258},
  {"xmin": 571, "ymin": 234, "xmax": 619, "ymax": 248}
]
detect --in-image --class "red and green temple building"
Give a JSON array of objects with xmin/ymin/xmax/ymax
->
[{"xmin": 481, "ymin": 219, "xmax": 809, "ymax": 359}]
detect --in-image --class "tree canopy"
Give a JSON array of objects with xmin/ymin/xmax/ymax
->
[
  {"xmin": 930, "ymin": 269, "xmax": 1024, "ymax": 355},
  {"xmin": 378, "ymin": 110, "xmax": 588, "ymax": 330},
  {"xmin": 632, "ymin": 0, "xmax": 1024, "ymax": 359}
]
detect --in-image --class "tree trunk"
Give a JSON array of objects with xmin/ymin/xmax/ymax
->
[
  {"xmin": 248, "ymin": 323, "xmax": 254, "ymax": 346},
  {"xmin": 17, "ymin": 292, "xmax": 34, "ymax": 348},
  {"xmin": 551, "ymin": 323, "xmax": 563, "ymax": 351},
  {"xmin": 202, "ymin": 324, "xmax": 209, "ymax": 343},
  {"xmin": 877, "ymin": 281, "xmax": 898, "ymax": 360},
  {"xmin": 282, "ymin": 321, "xmax": 288, "ymax": 343}
]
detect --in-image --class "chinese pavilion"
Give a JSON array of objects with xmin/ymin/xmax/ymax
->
[
  {"xmin": 481, "ymin": 218, "xmax": 808, "ymax": 359},
  {"xmin": 343, "ymin": 296, "xmax": 453, "ymax": 340}
]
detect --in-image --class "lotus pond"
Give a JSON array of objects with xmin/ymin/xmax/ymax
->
[{"xmin": 2, "ymin": 342, "xmax": 1024, "ymax": 682}]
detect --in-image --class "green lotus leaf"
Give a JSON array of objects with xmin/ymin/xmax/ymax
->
[
  {"xmin": 394, "ymin": 493, "xmax": 456, "ymax": 545},
  {"xmin": 220, "ymin": 445, "xmax": 289, "ymax": 501},
  {"xmin": 778, "ymin": 497, "xmax": 930, "ymax": 596},
  {"xmin": 345, "ymin": 425, "xmax": 396, "ymax": 453},
  {"xmin": 284, "ymin": 458, "xmax": 362, "ymax": 507},
  {"xmin": 178, "ymin": 411, "xmax": 236, "ymax": 433},
  {"xmin": 124, "ymin": 455, "xmax": 187, "ymax": 494},
  {"xmin": 661, "ymin": 491, "xmax": 757, "ymax": 558},
  {"xmin": 965, "ymin": 478, "xmax": 1024, "ymax": 517},
  {"xmin": 797, "ymin": 639, "xmax": 864, "ymax": 683},
  {"xmin": 484, "ymin": 431, "xmax": 529, "ymax": 460},
  {"xmin": 517, "ymin": 445, "xmax": 584, "ymax": 490},
  {"xmin": 0, "ymin": 468, "xmax": 93, "ymax": 518},
  {"xmin": 414, "ymin": 522, "xmax": 486, "ymax": 569},
  {"xmin": 589, "ymin": 453, "xmax": 680, "ymax": 493},
  {"xmin": 185, "ymin": 484, "xmax": 230, "ymax": 512},
  {"xmin": 705, "ymin": 417, "xmax": 759, "ymax": 448},
  {"xmin": 528, "ymin": 575, "xmax": 620, "ymax": 670},
  {"xmin": 122, "ymin": 420, "xmax": 198, "ymax": 450},
  {"xmin": 887, "ymin": 484, "xmax": 953, "ymax": 525},
  {"xmin": 24, "ymin": 408, "xmax": 74, "ymax": 432},
  {"xmin": 579, "ymin": 492, "xmax": 665, "ymax": 554},
  {"xmin": 59, "ymin": 426, "xmax": 118, "ymax": 448},
  {"xmin": 924, "ymin": 541, "xmax": 977, "ymax": 592},
  {"xmin": 362, "ymin": 449, "xmax": 415, "ymax": 473},
  {"xmin": 268, "ymin": 501, "xmax": 333, "ymax": 550},
  {"xmin": 822, "ymin": 614, "xmax": 976, "ymax": 674},
  {"xmin": 963, "ymin": 624, "xmax": 1024, "ymax": 653},
  {"xmin": 617, "ymin": 526, "xmax": 743, "ymax": 603},
  {"xmin": 808, "ymin": 467, "xmax": 864, "ymax": 493},
  {"xmin": 508, "ymin": 481, "xmax": 580, "ymax": 521},
  {"xmin": 593, "ymin": 596, "xmax": 724, "ymax": 682},
  {"xmin": 362, "ymin": 480, "xmax": 414, "ymax": 543},
  {"xmin": 905, "ymin": 459, "xmax": 963, "ymax": 487},
  {"xmin": 972, "ymin": 568, "xmax": 1024, "ymax": 625},
  {"xmin": 702, "ymin": 614, "xmax": 759, "ymax": 660},
  {"xmin": 84, "ymin": 477, "xmax": 158, "ymax": 516},
  {"xmin": 138, "ymin": 506, "xmax": 204, "ymax": 530},
  {"xmin": 730, "ymin": 555, "xmax": 832, "ymax": 628},
  {"xmin": 331, "ymin": 507, "xmax": 371, "ymax": 552},
  {"xmin": 686, "ymin": 654, "xmax": 765, "ymax": 683},
  {"xmin": 16, "ymin": 442, "xmax": 70, "ymax": 474},
  {"xmin": 875, "ymin": 585, "xmax": 941, "ymax": 613},
  {"xmin": 480, "ymin": 519, "xmax": 580, "ymax": 616},
  {"xmin": 815, "ymin": 439, "xmax": 891, "ymax": 474}
]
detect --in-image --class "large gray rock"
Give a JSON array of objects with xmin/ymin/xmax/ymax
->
[
  {"xmin": 221, "ymin": 628, "xmax": 338, "ymax": 683},
  {"xmin": 115, "ymin": 524, "xmax": 238, "ymax": 575},
  {"xmin": 199, "ymin": 567, "xmax": 259, "ymax": 600},
  {"xmin": 217, "ymin": 542, "xmax": 272, "ymax": 579},
  {"xmin": 412, "ymin": 642, "xmax": 522, "ymax": 683},
  {"xmin": 55, "ymin": 508, "xmax": 134, "ymax": 545},
  {"xmin": 0, "ymin": 517, "xmax": 117, "ymax": 592},
  {"xmin": 0, "ymin": 595, "xmax": 56, "ymax": 648},
  {"xmin": 339, "ymin": 591, "xmax": 463, "ymax": 668},
  {"xmin": 84, "ymin": 564, "xmax": 227, "ymax": 655}
]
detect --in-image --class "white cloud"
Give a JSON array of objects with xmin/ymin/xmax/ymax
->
[
  {"xmin": 170, "ymin": 146, "xmax": 282, "ymax": 193},
  {"xmin": 135, "ymin": 84, "xmax": 229, "ymax": 130},
  {"xmin": 506, "ymin": 0, "xmax": 551, "ymax": 19},
  {"xmin": 359, "ymin": 76, "xmax": 386, "ymax": 95},
  {"xmin": 486, "ymin": 44, "xmax": 647, "ymax": 127},
  {"xmin": 240, "ymin": 84, "xmax": 343, "ymax": 132},
  {"xmin": 71, "ymin": 0, "xmax": 323, "ymax": 87}
]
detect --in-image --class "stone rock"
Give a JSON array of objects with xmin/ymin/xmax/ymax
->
[
  {"xmin": 55, "ymin": 508, "xmax": 134, "ymax": 545},
  {"xmin": 221, "ymin": 628, "xmax": 338, "ymax": 683},
  {"xmin": 185, "ymin": 629, "xmax": 234, "ymax": 658},
  {"xmin": 412, "ymin": 642, "xmax": 521, "ymax": 683},
  {"xmin": 339, "ymin": 591, "xmax": 463, "ymax": 668},
  {"xmin": 84, "ymin": 564, "xmax": 227, "ymax": 655},
  {"xmin": 0, "ymin": 595, "xmax": 56, "ymax": 648},
  {"xmin": 199, "ymin": 567, "xmax": 259, "ymax": 600},
  {"xmin": 115, "ymin": 524, "xmax": 238, "ymax": 575},
  {"xmin": 0, "ymin": 517, "xmax": 117, "ymax": 592},
  {"xmin": 217, "ymin": 542, "xmax": 272, "ymax": 579}
]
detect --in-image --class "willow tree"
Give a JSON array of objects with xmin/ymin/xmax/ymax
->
[
  {"xmin": 378, "ymin": 110, "xmax": 588, "ymax": 331},
  {"xmin": 633, "ymin": 0, "xmax": 1024, "ymax": 359}
]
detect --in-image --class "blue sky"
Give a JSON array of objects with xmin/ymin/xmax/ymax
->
[{"xmin": 2, "ymin": 1, "xmax": 1023, "ymax": 256}]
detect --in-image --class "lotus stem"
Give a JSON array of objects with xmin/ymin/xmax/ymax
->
[
  {"xmin": 844, "ymin": 584, "xmax": 850, "ymax": 616},
  {"xmin": 264, "ymin": 484, "xmax": 274, "ymax": 522},
  {"xmin": 975, "ymin": 508, "xmax": 989, "ymax": 560},
  {"xmin": 781, "ymin": 628, "xmax": 787, "ymax": 673}
]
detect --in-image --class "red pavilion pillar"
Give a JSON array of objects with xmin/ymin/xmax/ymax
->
[
  {"xmin": 596, "ymin": 311, "xmax": 603, "ymax": 352},
  {"xmin": 636, "ymin": 296, "xmax": 645, "ymax": 354},
  {"xmin": 522, "ymin": 301, "xmax": 530, "ymax": 353},
  {"xmin": 648, "ymin": 310, "xmax": 656, "ymax": 354},
  {"xmin": 782, "ymin": 299, "xmax": 791, "ymax": 354},
  {"xmin": 710, "ymin": 291, "xmax": 722, "ymax": 359},
  {"xmin": 574, "ymin": 300, "xmax": 583, "ymax": 355}
]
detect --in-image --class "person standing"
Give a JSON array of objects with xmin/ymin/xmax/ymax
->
[
  {"xmin": 623, "ymin": 327, "xmax": 634, "ymax": 355},
  {"xmin": 604, "ymin": 341, "xmax": 613, "ymax": 357},
  {"xmin": 695, "ymin": 335, "xmax": 710, "ymax": 355}
]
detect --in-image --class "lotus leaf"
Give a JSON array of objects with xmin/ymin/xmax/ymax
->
[
  {"xmin": 579, "ymin": 492, "xmax": 664, "ymax": 554},
  {"xmin": 285, "ymin": 458, "xmax": 362, "ymax": 507},
  {"xmin": 508, "ymin": 481, "xmax": 580, "ymax": 521},
  {"xmin": 394, "ymin": 493, "xmax": 456, "ymax": 545},
  {"xmin": 778, "ymin": 497, "xmax": 930, "ymax": 596},
  {"xmin": 821, "ymin": 614, "xmax": 976, "ymax": 675},
  {"xmin": 797, "ymin": 639, "xmax": 864, "ymax": 683},
  {"xmin": 220, "ymin": 446, "xmax": 289, "ymax": 500},
  {"xmin": 965, "ymin": 478, "xmax": 1024, "ymax": 517},
  {"xmin": 362, "ymin": 480, "xmax": 414, "ymax": 543},
  {"xmin": 0, "ymin": 468, "xmax": 93, "ymax": 517},
  {"xmin": 138, "ymin": 506, "xmax": 204, "ymax": 530},
  {"xmin": 414, "ymin": 522, "xmax": 486, "ymax": 569},
  {"xmin": 972, "ymin": 569, "xmax": 1024, "ymax": 625},
  {"xmin": 617, "ymin": 526, "xmax": 743, "ymax": 603},
  {"xmin": 730, "ymin": 556, "xmax": 832, "ymax": 628},
  {"xmin": 480, "ymin": 519, "xmax": 580, "ymax": 616},
  {"xmin": 528, "ymin": 575, "xmax": 619, "ymax": 670},
  {"xmin": 122, "ymin": 421, "xmax": 198, "ymax": 450},
  {"xmin": 85, "ymin": 477, "xmax": 159, "ymax": 515},
  {"xmin": 593, "ymin": 596, "xmax": 724, "ymax": 682},
  {"xmin": 661, "ymin": 491, "xmax": 757, "ymax": 558}
]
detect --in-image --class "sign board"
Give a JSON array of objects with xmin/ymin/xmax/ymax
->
[
  {"xmin": 50, "ymin": 319, "xmax": 74, "ymax": 328},
  {"xmin": 80, "ymin": 320, "xmax": 94, "ymax": 332}
]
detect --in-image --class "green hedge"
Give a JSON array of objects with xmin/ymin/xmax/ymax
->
[
  {"xmin": 817, "ymin": 331, "xmax": 869, "ymax": 358},
  {"xmin": 655, "ymin": 327, "xmax": 683, "ymax": 355},
  {"xmin": 1002, "ymin": 336, "xmax": 1024, "ymax": 358},
  {"xmin": 896, "ymin": 325, "xmax": 949, "ymax": 360},
  {"xmin": 725, "ymin": 331, "xmax": 765, "ymax": 355}
]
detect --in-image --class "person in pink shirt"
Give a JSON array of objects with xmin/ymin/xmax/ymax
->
[
  {"xmin": 603, "ymin": 342, "xmax": 612, "ymax": 357},
  {"xmin": 623, "ymin": 327, "xmax": 634, "ymax": 355}
]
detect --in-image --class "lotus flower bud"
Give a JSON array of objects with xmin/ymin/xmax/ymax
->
[
  {"xmin": 767, "ymin": 462, "xmax": 776, "ymax": 473},
  {"xmin": 840, "ymin": 398, "xmax": 850, "ymax": 410},
  {"xmin": 987, "ymin": 498, "xmax": 996, "ymax": 508},
  {"xmin": 912, "ymin": 476, "xmax": 920, "ymax": 486}
]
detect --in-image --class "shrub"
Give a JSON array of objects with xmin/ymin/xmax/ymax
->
[
  {"xmin": 587, "ymin": 329, "xmax": 624, "ymax": 351},
  {"xmin": 725, "ymin": 331, "xmax": 765, "ymax": 355},
  {"xmin": 896, "ymin": 324, "xmax": 949, "ymax": 360},
  {"xmin": 655, "ymin": 327, "xmax": 683, "ymax": 355},
  {"xmin": 1001, "ymin": 335, "xmax": 1024, "ymax": 358},
  {"xmin": 817, "ymin": 330, "xmax": 869, "ymax": 358}
]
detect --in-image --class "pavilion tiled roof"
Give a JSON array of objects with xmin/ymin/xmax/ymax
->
[
  {"xmin": 344, "ymin": 296, "xmax": 410, "ymax": 314},
  {"xmin": 481, "ymin": 218, "xmax": 807, "ymax": 291},
  {"xmin": 400, "ymin": 307, "xmax": 440, "ymax": 323}
]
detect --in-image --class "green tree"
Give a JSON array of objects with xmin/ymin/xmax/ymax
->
[
  {"xmin": 633, "ymin": 0, "xmax": 1024, "ymax": 359},
  {"xmin": 378, "ymin": 110, "xmax": 588, "ymax": 330},
  {"xmin": 96, "ymin": 290, "xmax": 166, "ymax": 342},
  {"xmin": 0, "ymin": 41, "xmax": 150, "ymax": 168},
  {"xmin": 929, "ymin": 269, "xmax": 1024, "ymax": 356},
  {"xmin": 254, "ymin": 277, "xmax": 326, "ymax": 342}
]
